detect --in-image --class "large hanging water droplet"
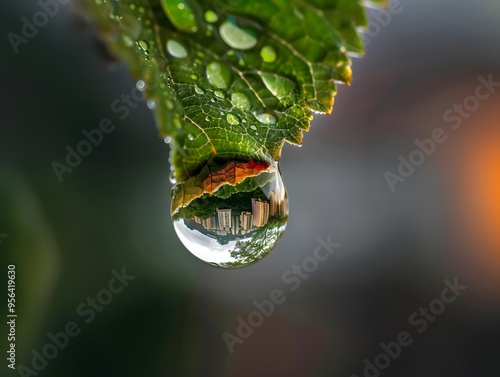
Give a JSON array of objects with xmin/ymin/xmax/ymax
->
[
  {"xmin": 171, "ymin": 160, "xmax": 288, "ymax": 268},
  {"xmin": 219, "ymin": 18, "xmax": 258, "ymax": 50},
  {"xmin": 206, "ymin": 61, "xmax": 231, "ymax": 89},
  {"xmin": 160, "ymin": 0, "xmax": 198, "ymax": 33},
  {"xmin": 166, "ymin": 39, "xmax": 188, "ymax": 58}
]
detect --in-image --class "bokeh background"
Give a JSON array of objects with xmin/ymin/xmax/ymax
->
[{"xmin": 1, "ymin": 0, "xmax": 500, "ymax": 376}]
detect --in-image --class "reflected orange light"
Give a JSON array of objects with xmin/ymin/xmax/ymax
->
[{"xmin": 458, "ymin": 122, "xmax": 500, "ymax": 279}]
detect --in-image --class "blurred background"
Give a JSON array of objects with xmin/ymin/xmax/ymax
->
[{"xmin": 1, "ymin": 0, "xmax": 499, "ymax": 376}]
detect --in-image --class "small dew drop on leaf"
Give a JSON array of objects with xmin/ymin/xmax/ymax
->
[
  {"xmin": 204, "ymin": 10, "xmax": 218, "ymax": 24},
  {"xmin": 164, "ymin": 136, "xmax": 172, "ymax": 144},
  {"xmin": 231, "ymin": 92, "xmax": 251, "ymax": 112},
  {"xmin": 161, "ymin": 0, "xmax": 198, "ymax": 33},
  {"xmin": 260, "ymin": 45, "xmax": 277, "ymax": 63},
  {"xmin": 214, "ymin": 90, "xmax": 225, "ymax": 99},
  {"xmin": 219, "ymin": 18, "xmax": 258, "ymax": 50},
  {"xmin": 169, "ymin": 171, "xmax": 177, "ymax": 184},
  {"xmin": 226, "ymin": 113, "xmax": 239, "ymax": 125},
  {"xmin": 147, "ymin": 99, "xmax": 156, "ymax": 109},
  {"xmin": 194, "ymin": 86, "xmax": 204, "ymax": 95},
  {"xmin": 138, "ymin": 40, "xmax": 149, "ymax": 53},
  {"xmin": 206, "ymin": 62, "xmax": 231, "ymax": 89},
  {"xmin": 187, "ymin": 133, "xmax": 195, "ymax": 141},
  {"xmin": 256, "ymin": 113, "xmax": 276, "ymax": 125},
  {"xmin": 166, "ymin": 39, "xmax": 188, "ymax": 58}
]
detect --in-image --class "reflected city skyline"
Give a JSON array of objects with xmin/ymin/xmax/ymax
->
[{"xmin": 190, "ymin": 183, "xmax": 287, "ymax": 239}]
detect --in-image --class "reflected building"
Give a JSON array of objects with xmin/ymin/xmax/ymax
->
[
  {"xmin": 252, "ymin": 198, "xmax": 270, "ymax": 227},
  {"xmin": 240, "ymin": 211, "xmax": 253, "ymax": 231},
  {"xmin": 187, "ymin": 184, "xmax": 287, "ymax": 236},
  {"xmin": 201, "ymin": 215, "xmax": 217, "ymax": 231},
  {"xmin": 217, "ymin": 208, "xmax": 232, "ymax": 229}
]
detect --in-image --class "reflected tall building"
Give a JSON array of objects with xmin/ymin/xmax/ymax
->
[
  {"xmin": 240, "ymin": 212, "xmax": 253, "ymax": 231},
  {"xmin": 217, "ymin": 208, "xmax": 232, "ymax": 229},
  {"xmin": 269, "ymin": 184, "xmax": 286, "ymax": 217},
  {"xmin": 201, "ymin": 215, "xmax": 217, "ymax": 230},
  {"xmin": 252, "ymin": 198, "xmax": 270, "ymax": 227}
]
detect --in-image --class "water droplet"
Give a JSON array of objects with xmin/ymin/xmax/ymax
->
[
  {"xmin": 138, "ymin": 40, "xmax": 149, "ymax": 53},
  {"xmin": 219, "ymin": 18, "xmax": 258, "ymax": 50},
  {"xmin": 194, "ymin": 86, "xmax": 204, "ymax": 95},
  {"xmin": 214, "ymin": 90, "xmax": 225, "ymax": 99},
  {"xmin": 187, "ymin": 133, "xmax": 195, "ymax": 141},
  {"xmin": 164, "ymin": 136, "xmax": 172, "ymax": 143},
  {"xmin": 260, "ymin": 45, "xmax": 277, "ymax": 63},
  {"xmin": 231, "ymin": 92, "xmax": 251, "ymax": 111},
  {"xmin": 226, "ymin": 113, "xmax": 239, "ymax": 125},
  {"xmin": 171, "ymin": 160, "xmax": 288, "ymax": 268},
  {"xmin": 205, "ymin": 116, "xmax": 210, "ymax": 121},
  {"xmin": 147, "ymin": 99, "xmax": 156, "ymax": 109},
  {"xmin": 136, "ymin": 80, "xmax": 146, "ymax": 91},
  {"xmin": 160, "ymin": 0, "xmax": 198, "ymax": 33},
  {"xmin": 169, "ymin": 172, "xmax": 177, "ymax": 184},
  {"xmin": 191, "ymin": 74, "xmax": 198, "ymax": 80},
  {"xmin": 206, "ymin": 61, "xmax": 231, "ymax": 89},
  {"xmin": 166, "ymin": 39, "xmax": 188, "ymax": 58},
  {"xmin": 219, "ymin": 111, "xmax": 225, "ymax": 116},
  {"xmin": 250, "ymin": 125, "xmax": 257, "ymax": 131},
  {"xmin": 204, "ymin": 10, "xmax": 218, "ymax": 23},
  {"xmin": 166, "ymin": 100, "xmax": 174, "ymax": 110},
  {"xmin": 256, "ymin": 113, "xmax": 276, "ymax": 125}
]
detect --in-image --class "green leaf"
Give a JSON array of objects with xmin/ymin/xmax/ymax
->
[{"xmin": 83, "ymin": 0, "xmax": 379, "ymax": 185}]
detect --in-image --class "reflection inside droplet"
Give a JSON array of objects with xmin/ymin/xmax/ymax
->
[{"xmin": 171, "ymin": 161, "xmax": 288, "ymax": 268}]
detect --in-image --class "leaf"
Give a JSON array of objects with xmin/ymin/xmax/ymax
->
[{"xmin": 83, "ymin": 0, "xmax": 382, "ymax": 189}]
